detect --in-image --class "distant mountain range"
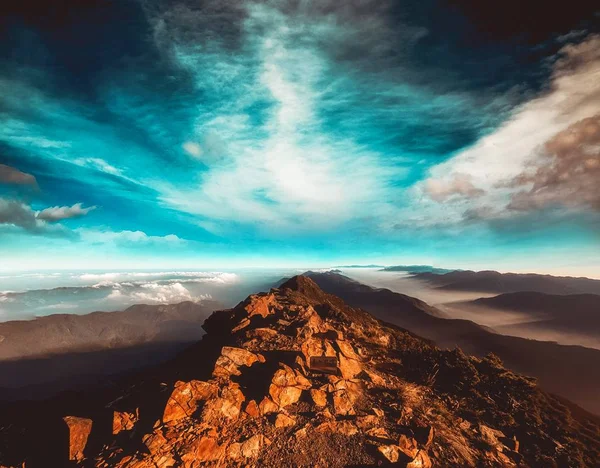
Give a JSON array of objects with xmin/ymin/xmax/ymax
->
[
  {"xmin": 449, "ymin": 292, "xmax": 600, "ymax": 349},
  {"xmin": 0, "ymin": 300, "xmax": 219, "ymax": 398},
  {"xmin": 381, "ymin": 265, "xmax": 457, "ymax": 274},
  {"xmin": 302, "ymin": 271, "xmax": 600, "ymax": 415},
  {"xmin": 409, "ymin": 269, "xmax": 600, "ymax": 295}
]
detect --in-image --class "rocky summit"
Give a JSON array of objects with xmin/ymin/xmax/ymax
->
[{"xmin": 2, "ymin": 276, "xmax": 600, "ymax": 467}]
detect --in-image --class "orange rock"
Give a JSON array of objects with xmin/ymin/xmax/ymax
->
[
  {"xmin": 142, "ymin": 430, "xmax": 168, "ymax": 455},
  {"xmin": 243, "ymin": 293, "xmax": 276, "ymax": 318},
  {"xmin": 202, "ymin": 383, "xmax": 245, "ymax": 422},
  {"xmin": 366, "ymin": 427, "xmax": 391, "ymax": 441},
  {"xmin": 310, "ymin": 389, "xmax": 327, "ymax": 407},
  {"xmin": 227, "ymin": 442, "xmax": 242, "ymax": 460},
  {"xmin": 213, "ymin": 346, "xmax": 265, "ymax": 378},
  {"xmin": 269, "ymin": 383, "xmax": 303, "ymax": 408},
  {"xmin": 112, "ymin": 409, "xmax": 138, "ymax": 435},
  {"xmin": 275, "ymin": 413, "xmax": 296, "ymax": 428},
  {"xmin": 338, "ymin": 354, "xmax": 362, "ymax": 379},
  {"xmin": 377, "ymin": 444, "xmax": 400, "ymax": 463},
  {"xmin": 269, "ymin": 364, "xmax": 312, "ymax": 407},
  {"xmin": 245, "ymin": 400, "xmax": 260, "ymax": 418},
  {"xmin": 181, "ymin": 436, "xmax": 225, "ymax": 464},
  {"xmin": 398, "ymin": 434, "xmax": 419, "ymax": 458},
  {"xmin": 259, "ymin": 397, "xmax": 279, "ymax": 415},
  {"xmin": 241, "ymin": 434, "xmax": 269, "ymax": 458},
  {"xmin": 407, "ymin": 450, "xmax": 432, "ymax": 468},
  {"xmin": 163, "ymin": 380, "xmax": 217, "ymax": 424},
  {"xmin": 331, "ymin": 379, "xmax": 361, "ymax": 416},
  {"xmin": 63, "ymin": 416, "xmax": 93, "ymax": 462}
]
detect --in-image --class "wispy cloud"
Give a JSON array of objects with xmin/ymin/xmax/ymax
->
[
  {"xmin": 37, "ymin": 203, "xmax": 96, "ymax": 222},
  {"xmin": 419, "ymin": 34, "xmax": 600, "ymax": 226}
]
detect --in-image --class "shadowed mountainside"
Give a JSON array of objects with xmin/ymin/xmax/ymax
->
[
  {"xmin": 302, "ymin": 271, "xmax": 600, "ymax": 415},
  {"xmin": 0, "ymin": 300, "xmax": 220, "ymax": 398},
  {"xmin": 447, "ymin": 292, "xmax": 600, "ymax": 349},
  {"xmin": 410, "ymin": 270, "xmax": 600, "ymax": 295},
  {"xmin": 1, "ymin": 276, "xmax": 599, "ymax": 467}
]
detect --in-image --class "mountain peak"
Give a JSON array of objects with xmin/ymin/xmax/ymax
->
[
  {"xmin": 279, "ymin": 274, "xmax": 323, "ymax": 296},
  {"xmin": 2, "ymin": 281, "xmax": 599, "ymax": 467}
]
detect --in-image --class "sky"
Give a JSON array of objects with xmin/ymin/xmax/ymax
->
[{"xmin": 0, "ymin": 0, "xmax": 599, "ymax": 276}]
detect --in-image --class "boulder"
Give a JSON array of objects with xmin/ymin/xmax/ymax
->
[
  {"xmin": 181, "ymin": 436, "xmax": 225, "ymax": 464},
  {"xmin": 202, "ymin": 383, "xmax": 245, "ymax": 422},
  {"xmin": 245, "ymin": 400, "xmax": 260, "ymax": 418},
  {"xmin": 310, "ymin": 389, "xmax": 328, "ymax": 407},
  {"xmin": 163, "ymin": 380, "xmax": 216, "ymax": 424},
  {"xmin": 406, "ymin": 450, "xmax": 432, "ymax": 468},
  {"xmin": 259, "ymin": 397, "xmax": 279, "ymax": 415},
  {"xmin": 398, "ymin": 434, "xmax": 419, "ymax": 458},
  {"xmin": 63, "ymin": 416, "xmax": 93, "ymax": 462},
  {"xmin": 213, "ymin": 346, "xmax": 265, "ymax": 378},
  {"xmin": 275, "ymin": 413, "xmax": 296, "ymax": 428},
  {"xmin": 269, "ymin": 364, "xmax": 312, "ymax": 407},
  {"xmin": 377, "ymin": 444, "xmax": 400, "ymax": 463},
  {"xmin": 241, "ymin": 434, "xmax": 269, "ymax": 458},
  {"xmin": 112, "ymin": 409, "xmax": 138, "ymax": 435}
]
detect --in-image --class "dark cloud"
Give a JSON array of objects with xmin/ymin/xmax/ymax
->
[
  {"xmin": 0, "ymin": 163, "xmax": 37, "ymax": 185},
  {"xmin": 508, "ymin": 115, "xmax": 600, "ymax": 212},
  {"xmin": 0, "ymin": 198, "xmax": 38, "ymax": 230}
]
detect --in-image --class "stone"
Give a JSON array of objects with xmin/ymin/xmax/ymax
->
[
  {"xmin": 249, "ymin": 327, "xmax": 278, "ymax": 339},
  {"xmin": 407, "ymin": 450, "xmax": 432, "ymax": 468},
  {"xmin": 241, "ymin": 434, "xmax": 267, "ymax": 458},
  {"xmin": 377, "ymin": 444, "xmax": 400, "ymax": 463},
  {"xmin": 63, "ymin": 416, "xmax": 93, "ymax": 462},
  {"xmin": 270, "ymin": 383, "xmax": 303, "ymax": 408},
  {"xmin": 269, "ymin": 364, "xmax": 312, "ymax": 407},
  {"xmin": 366, "ymin": 427, "xmax": 391, "ymax": 441},
  {"xmin": 356, "ymin": 415, "xmax": 379, "ymax": 429},
  {"xmin": 338, "ymin": 354, "xmax": 362, "ymax": 379},
  {"xmin": 112, "ymin": 409, "xmax": 138, "ymax": 435},
  {"xmin": 331, "ymin": 379, "xmax": 361, "ymax": 416},
  {"xmin": 398, "ymin": 434, "xmax": 419, "ymax": 458},
  {"xmin": 259, "ymin": 397, "xmax": 279, "ymax": 415},
  {"xmin": 213, "ymin": 346, "xmax": 265, "ymax": 378},
  {"xmin": 336, "ymin": 340, "xmax": 360, "ymax": 360},
  {"xmin": 275, "ymin": 413, "xmax": 296, "ymax": 428},
  {"xmin": 181, "ymin": 436, "xmax": 225, "ymax": 464},
  {"xmin": 244, "ymin": 293, "xmax": 276, "ymax": 318},
  {"xmin": 310, "ymin": 389, "xmax": 328, "ymax": 407},
  {"xmin": 228, "ymin": 442, "xmax": 242, "ymax": 460},
  {"xmin": 163, "ymin": 380, "xmax": 216, "ymax": 424},
  {"xmin": 202, "ymin": 383, "xmax": 245, "ymax": 422},
  {"xmin": 245, "ymin": 400, "xmax": 260, "ymax": 418},
  {"xmin": 143, "ymin": 430, "xmax": 168, "ymax": 455}
]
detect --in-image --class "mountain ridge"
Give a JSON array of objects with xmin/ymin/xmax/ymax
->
[{"xmin": 1, "ymin": 275, "xmax": 599, "ymax": 467}]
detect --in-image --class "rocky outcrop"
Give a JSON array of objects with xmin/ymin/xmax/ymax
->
[
  {"xmin": 63, "ymin": 416, "xmax": 93, "ymax": 462},
  {"xmin": 3, "ymin": 276, "xmax": 600, "ymax": 468}
]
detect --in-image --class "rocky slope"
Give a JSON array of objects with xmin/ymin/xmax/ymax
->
[
  {"xmin": 1, "ymin": 276, "xmax": 599, "ymax": 467},
  {"xmin": 304, "ymin": 271, "xmax": 600, "ymax": 415}
]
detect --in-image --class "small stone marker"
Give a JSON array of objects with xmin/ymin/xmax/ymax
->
[{"xmin": 309, "ymin": 356, "xmax": 339, "ymax": 375}]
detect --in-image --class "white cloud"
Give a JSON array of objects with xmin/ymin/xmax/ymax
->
[
  {"xmin": 419, "ymin": 34, "xmax": 600, "ymax": 222},
  {"xmin": 182, "ymin": 141, "xmax": 203, "ymax": 158},
  {"xmin": 425, "ymin": 173, "xmax": 484, "ymax": 202},
  {"xmin": 152, "ymin": 2, "xmax": 396, "ymax": 234},
  {"xmin": 76, "ymin": 228, "xmax": 185, "ymax": 245},
  {"xmin": 37, "ymin": 203, "xmax": 96, "ymax": 222}
]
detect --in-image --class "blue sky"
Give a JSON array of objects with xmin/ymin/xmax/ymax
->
[{"xmin": 1, "ymin": 0, "xmax": 599, "ymax": 276}]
